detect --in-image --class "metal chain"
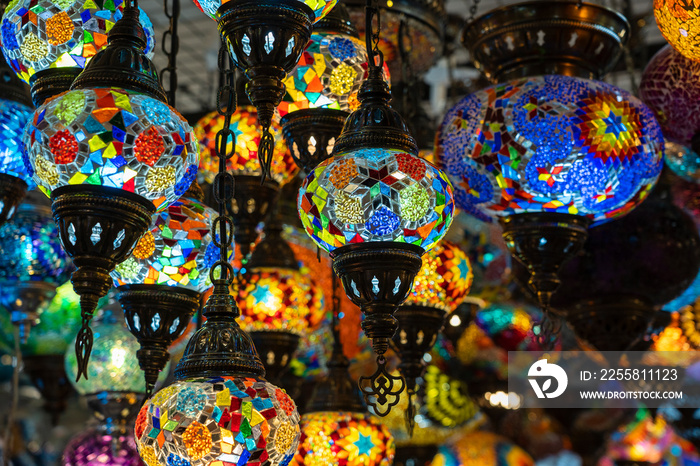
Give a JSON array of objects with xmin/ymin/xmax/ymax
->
[
  {"xmin": 365, "ymin": 0, "xmax": 384, "ymax": 71},
  {"xmin": 209, "ymin": 42, "xmax": 237, "ymax": 286},
  {"xmin": 466, "ymin": 0, "xmax": 480, "ymax": 23},
  {"xmin": 159, "ymin": 0, "xmax": 180, "ymax": 106}
]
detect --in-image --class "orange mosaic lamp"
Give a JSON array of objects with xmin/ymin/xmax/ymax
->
[{"xmin": 654, "ymin": 0, "xmax": 700, "ymax": 62}]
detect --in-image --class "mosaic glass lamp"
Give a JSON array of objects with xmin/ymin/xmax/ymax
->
[
  {"xmin": 23, "ymin": 3, "xmax": 199, "ymax": 380},
  {"xmin": 1, "ymin": 0, "xmax": 155, "ymax": 106},
  {"xmin": 111, "ymin": 183, "xmax": 222, "ymax": 394},
  {"xmin": 445, "ymin": 431, "xmax": 535, "ymax": 466},
  {"xmin": 437, "ymin": 2, "xmax": 662, "ymax": 309},
  {"xmin": 0, "ymin": 193, "xmax": 71, "ymax": 342},
  {"xmin": 0, "ymin": 281, "xmax": 80, "ymax": 424},
  {"xmin": 194, "ymin": 105, "xmax": 296, "ymax": 257},
  {"xmin": 297, "ymin": 22, "xmax": 454, "ymax": 411},
  {"xmin": 0, "ymin": 47, "xmax": 34, "ymax": 226},
  {"xmin": 665, "ymin": 141, "xmax": 700, "ymax": 183},
  {"xmin": 654, "ymin": 0, "xmax": 700, "ymax": 62},
  {"xmin": 63, "ymin": 426, "xmax": 141, "ymax": 466},
  {"xmin": 234, "ymin": 219, "xmax": 326, "ymax": 385},
  {"xmin": 391, "ymin": 241, "xmax": 472, "ymax": 432},
  {"xmin": 640, "ymin": 45, "xmax": 700, "ymax": 153},
  {"xmin": 279, "ymin": 3, "xmax": 375, "ymax": 173}
]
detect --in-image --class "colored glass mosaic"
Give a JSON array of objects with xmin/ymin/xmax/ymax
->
[
  {"xmin": 437, "ymin": 75, "xmax": 663, "ymax": 224},
  {"xmin": 233, "ymin": 268, "xmax": 326, "ymax": 335},
  {"xmin": 1, "ymin": 0, "xmax": 155, "ymax": 83},
  {"xmin": 0, "ymin": 281, "xmax": 81, "ymax": 355},
  {"xmin": 24, "ymin": 88, "xmax": 199, "ymax": 212},
  {"xmin": 111, "ymin": 196, "xmax": 226, "ymax": 293},
  {"xmin": 403, "ymin": 240, "xmax": 472, "ymax": 313},
  {"xmin": 0, "ymin": 202, "xmax": 71, "ymax": 283},
  {"xmin": 279, "ymin": 32, "xmax": 379, "ymax": 117},
  {"xmin": 137, "ymin": 376, "xmax": 300, "ymax": 466},
  {"xmin": 298, "ymin": 149, "xmax": 454, "ymax": 252},
  {"xmin": 194, "ymin": 107, "xmax": 297, "ymax": 186},
  {"xmin": 65, "ymin": 319, "xmax": 155, "ymax": 394},
  {"xmin": 654, "ymin": 0, "xmax": 700, "ymax": 62},
  {"xmin": 0, "ymin": 98, "xmax": 34, "ymax": 186},
  {"xmin": 191, "ymin": 0, "xmax": 335, "ymax": 23},
  {"xmin": 422, "ymin": 365, "xmax": 478, "ymax": 429},
  {"xmin": 665, "ymin": 141, "xmax": 700, "ymax": 182},
  {"xmin": 63, "ymin": 428, "xmax": 141, "ymax": 466},
  {"xmin": 445, "ymin": 431, "xmax": 534, "ymax": 466},
  {"xmin": 291, "ymin": 411, "xmax": 394, "ymax": 466},
  {"xmin": 640, "ymin": 44, "xmax": 700, "ymax": 149}
]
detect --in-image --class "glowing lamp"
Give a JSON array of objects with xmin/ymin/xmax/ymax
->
[
  {"xmin": 0, "ymin": 195, "xmax": 71, "ymax": 341},
  {"xmin": 195, "ymin": 106, "xmax": 296, "ymax": 257},
  {"xmin": 111, "ymin": 187, "xmax": 222, "ymax": 393},
  {"xmin": 23, "ymin": 4, "xmax": 199, "ymax": 379},
  {"xmin": 0, "ymin": 96, "xmax": 33, "ymax": 225},
  {"xmin": 1, "ymin": 0, "xmax": 155, "ymax": 105},
  {"xmin": 445, "ymin": 431, "xmax": 535, "ymax": 466},
  {"xmin": 63, "ymin": 428, "xmax": 141, "ymax": 466},
  {"xmin": 654, "ymin": 0, "xmax": 700, "ymax": 62}
]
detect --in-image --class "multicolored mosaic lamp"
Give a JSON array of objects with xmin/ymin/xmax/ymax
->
[
  {"xmin": 654, "ymin": 0, "xmax": 700, "ymax": 62},
  {"xmin": 444, "ymin": 430, "xmax": 535, "ymax": 466},
  {"xmin": 665, "ymin": 141, "xmax": 700, "ymax": 183},
  {"xmin": 234, "ymin": 218, "xmax": 326, "ymax": 385},
  {"xmin": 111, "ymin": 183, "xmax": 220, "ymax": 394},
  {"xmin": 189, "ymin": 0, "xmax": 335, "ymax": 181},
  {"xmin": 437, "ymin": 2, "xmax": 662, "ymax": 310},
  {"xmin": 0, "ymin": 193, "xmax": 71, "ymax": 342},
  {"xmin": 63, "ymin": 425, "xmax": 141, "ymax": 466},
  {"xmin": 391, "ymin": 241, "xmax": 472, "ymax": 432},
  {"xmin": 279, "ymin": 3, "xmax": 373, "ymax": 173},
  {"xmin": 0, "ymin": 45, "xmax": 33, "ymax": 226},
  {"xmin": 640, "ymin": 44, "xmax": 700, "ymax": 154},
  {"xmin": 194, "ymin": 105, "xmax": 296, "ymax": 257},
  {"xmin": 0, "ymin": 0, "xmax": 155, "ymax": 105},
  {"xmin": 23, "ymin": 3, "xmax": 199, "ymax": 380},
  {"xmin": 298, "ymin": 2, "xmax": 454, "ymax": 412}
]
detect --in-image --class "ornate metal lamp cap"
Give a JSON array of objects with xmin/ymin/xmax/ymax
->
[
  {"xmin": 174, "ymin": 282, "xmax": 266, "ymax": 380},
  {"xmin": 246, "ymin": 217, "xmax": 299, "ymax": 270},
  {"xmin": 314, "ymin": 3, "xmax": 358, "ymax": 37},
  {"xmin": 85, "ymin": 391, "xmax": 143, "ymax": 435},
  {"xmin": 71, "ymin": 4, "xmax": 167, "ymax": 102},
  {"xmin": 462, "ymin": 1, "xmax": 630, "ymax": 82},
  {"xmin": 333, "ymin": 66, "xmax": 418, "ymax": 155}
]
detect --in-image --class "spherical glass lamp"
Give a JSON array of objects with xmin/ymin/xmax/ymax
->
[
  {"xmin": 195, "ymin": 106, "xmax": 296, "ymax": 257},
  {"xmin": 665, "ymin": 141, "xmax": 700, "ymax": 183},
  {"xmin": 0, "ymin": 96, "xmax": 34, "ymax": 225},
  {"xmin": 1, "ymin": 0, "xmax": 156, "ymax": 105},
  {"xmin": 640, "ymin": 44, "xmax": 700, "ymax": 150},
  {"xmin": 292, "ymin": 411, "xmax": 395, "ymax": 466},
  {"xmin": 654, "ymin": 0, "xmax": 700, "ymax": 62},
  {"xmin": 111, "ymin": 188, "xmax": 222, "ymax": 393},
  {"xmin": 0, "ymin": 194, "xmax": 71, "ymax": 341},
  {"xmin": 63, "ymin": 427, "xmax": 141, "ymax": 466},
  {"xmin": 24, "ymin": 4, "xmax": 199, "ymax": 380},
  {"xmin": 445, "ymin": 431, "xmax": 535, "ymax": 466}
]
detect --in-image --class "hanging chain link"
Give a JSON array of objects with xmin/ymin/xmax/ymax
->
[
  {"xmin": 209, "ymin": 42, "xmax": 237, "ymax": 287},
  {"xmin": 365, "ymin": 0, "xmax": 384, "ymax": 71},
  {"xmin": 466, "ymin": 0, "xmax": 480, "ymax": 23},
  {"xmin": 160, "ymin": 0, "xmax": 180, "ymax": 106}
]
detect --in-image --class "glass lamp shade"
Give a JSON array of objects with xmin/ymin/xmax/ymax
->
[
  {"xmin": 421, "ymin": 365, "xmax": 478, "ymax": 429},
  {"xmin": 1, "ymin": 0, "xmax": 155, "ymax": 84},
  {"xmin": 24, "ymin": 88, "xmax": 199, "ymax": 212},
  {"xmin": 192, "ymin": 0, "xmax": 335, "ymax": 22},
  {"xmin": 63, "ymin": 428, "xmax": 141, "ymax": 466},
  {"xmin": 0, "ymin": 281, "xmax": 80, "ymax": 355},
  {"xmin": 279, "ymin": 32, "xmax": 378, "ymax": 117},
  {"xmin": 436, "ymin": 75, "xmax": 663, "ymax": 224},
  {"xmin": 640, "ymin": 44, "xmax": 700, "ymax": 149},
  {"xmin": 195, "ymin": 107, "xmax": 297, "ymax": 187},
  {"xmin": 111, "ymin": 196, "xmax": 223, "ymax": 293},
  {"xmin": 654, "ymin": 0, "xmax": 700, "ymax": 62},
  {"xmin": 234, "ymin": 268, "xmax": 326, "ymax": 335},
  {"xmin": 65, "ymin": 320, "xmax": 147, "ymax": 394},
  {"xmin": 135, "ymin": 376, "xmax": 301, "ymax": 466},
  {"xmin": 0, "ymin": 98, "xmax": 34, "ymax": 187},
  {"xmin": 297, "ymin": 149, "xmax": 454, "ymax": 253},
  {"xmin": 473, "ymin": 303, "xmax": 543, "ymax": 353},
  {"xmin": 0, "ymin": 199, "xmax": 71, "ymax": 283},
  {"xmin": 291, "ymin": 411, "xmax": 395, "ymax": 466},
  {"xmin": 402, "ymin": 240, "xmax": 473, "ymax": 313},
  {"xmin": 665, "ymin": 141, "xmax": 700, "ymax": 182},
  {"xmin": 446, "ymin": 431, "xmax": 535, "ymax": 466}
]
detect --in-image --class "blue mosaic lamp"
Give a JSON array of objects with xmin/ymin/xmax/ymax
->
[
  {"xmin": 23, "ymin": 2, "xmax": 198, "ymax": 381},
  {"xmin": 436, "ymin": 2, "xmax": 663, "ymax": 310}
]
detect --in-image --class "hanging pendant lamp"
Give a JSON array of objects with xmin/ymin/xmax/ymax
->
[
  {"xmin": 297, "ymin": 0, "xmax": 454, "ymax": 415},
  {"xmin": 436, "ymin": 1, "xmax": 663, "ymax": 314},
  {"xmin": 23, "ymin": 2, "xmax": 199, "ymax": 380}
]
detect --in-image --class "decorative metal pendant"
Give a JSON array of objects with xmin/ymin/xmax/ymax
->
[
  {"xmin": 250, "ymin": 331, "xmax": 300, "ymax": 387},
  {"xmin": 23, "ymin": 354, "xmax": 73, "ymax": 425},
  {"xmin": 116, "ymin": 284, "xmax": 201, "ymax": 394},
  {"xmin": 280, "ymin": 108, "xmax": 348, "ymax": 173}
]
